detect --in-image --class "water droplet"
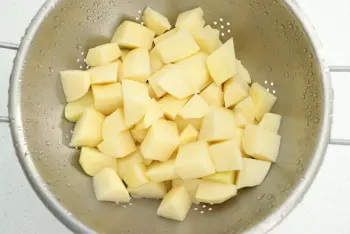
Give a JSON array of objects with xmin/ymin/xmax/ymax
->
[{"xmin": 264, "ymin": 11, "xmax": 269, "ymax": 16}]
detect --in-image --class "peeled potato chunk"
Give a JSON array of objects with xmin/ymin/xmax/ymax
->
[
  {"xmin": 111, "ymin": 21, "xmax": 155, "ymax": 50},
  {"xmin": 85, "ymin": 43, "xmax": 121, "ymax": 67},
  {"xmin": 158, "ymin": 95, "xmax": 190, "ymax": 120},
  {"xmin": 98, "ymin": 130, "xmax": 137, "ymax": 158},
  {"xmin": 174, "ymin": 115, "xmax": 202, "ymax": 132},
  {"xmin": 60, "ymin": 70, "xmax": 91, "ymax": 102},
  {"xmin": 70, "ymin": 108, "xmax": 105, "ymax": 147},
  {"xmin": 65, "ymin": 90, "xmax": 94, "ymax": 122},
  {"xmin": 224, "ymin": 76, "xmax": 250, "ymax": 108},
  {"xmin": 154, "ymin": 28, "xmax": 179, "ymax": 45},
  {"xmin": 92, "ymin": 168, "xmax": 130, "ymax": 203},
  {"xmin": 135, "ymin": 99, "xmax": 164, "ymax": 129},
  {"xmin": 89, "ymin": 62, "xmax": 119, "ymax": 85},
  {"xmin": 233, "ymin": 96, "xmax": 256, "ymax": 128},
  {"xmin": 249, "ymin": 83, "xmax": 277, "ymax": 121},
  {"xmin": 128, "ymin": 181, "xmax": 167, "ymax": 199},
  {"xmin": 175, "ymin": 7, "xmax": 205, "ymax": 33},
  {"xmin": 102, "ymin": 109, "xmax": 127, "ymax": 140},
  {"xmin": 157, "ymin": 186, "xmax": 192, "ymax": 222},
  {"xmin": 207, "ymin": 38, "xmax": 237, "ymax": 85},
  {"xmin": 242, "ymin": 125, "xmax": 281, "ymax": 162},
  {"xmin": 209, "ymin": 140, "xmax": 243, "ymax": 171},
  {"xmin": 79, "ymin": 147, "xmax": 117, "ymax": 176},
  {"xmin": 150, "ymin": 48, "xmax": 165, "ymax": 74},
  {"xmin": 236, "ymin": 60, "xmax": 252, "ymax": 84},
  {"xmin": 147, "ymin": 159, "xmax": 179, "ymax": 182},
  {"xmin": 180, "ymin": 124, "xmax": 198, "ymax": 145},
  {"xmin": 117, "ymin": 150, "xmax": 144, "ymax": 178},
  {"xmin": 202, "ymin": 171, "xmax": 236, "ymax": 184},
  {"xmin": 172, "ymin": 179, "xmax": 201, "ymax": 204},
  {"xmin": 122, "ymin": 162, "xmax": 149, "ymax": 188},
  {"xmin": 130, "ymin": 128, "xmax": 148, "ymax": 144},
  {"xmin": 142, "ymin": 7, "xmax": 171, "ymax": 36},
  {"xmin": 193, "ymin": 25, "xmax": 222, "ymax": 54},
  {"xmin": 259, "ymin": 113, "xmax": 282, "ymax": 133},
  {"xmin": 236, "ymin": 158, "xmax": 271, "ymax": 189},
  {"xmin": 195, "ymin": 181, "xmax": 237, "ymax": 204},
  {"xmin": 123, "ymin": 48, "xmax": 151, "ymax": 83},
  {"xmin": 92, "ymin": 83, "xmax": 123, "ymax": 115},
  {"xmin": 199, "ymin": 82, "xmax": 224, "ymax": 107},
  {"xmin": 178, "ymin": 94, "xmax": 210, "ymax": 119}
]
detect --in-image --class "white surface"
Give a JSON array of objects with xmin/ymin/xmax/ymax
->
[{"xmin": 1, "ymin": 0, "xmax": 350, "ymax": 233}]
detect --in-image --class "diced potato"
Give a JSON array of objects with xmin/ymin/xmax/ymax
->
[
  {"xmin": 128, "ymin": 181, "xmax": 167, "ymax": 199},
  {"xmin": 236, "ymin": 60, "xmax": 252, "ymax": 84},
  {"xmin": 175, "ymin": 7, "xmax": 205, "ymax": 33},
  {"xmin": 155, "ymin": 29, "xmax": 200, "ymax": 63},
  {"xmin": 198, "ymin": 107, "xmax": 236, "ymax": 142},
  {"xmin": 207, "ymin": 38, "xmax": 237, "ymax": 85},
  {"xmin": 123, "ymin": 48, "xmax": 151, "ymax": 83},
  {"xmin": 120, "ymin": 49, "xmax": 129, "ymax": 61},
  {"xmin": 117, "ymin": 150, "xmax": 144, "ymax": 177},
  {"xmin": 224, "ymin": 77, "xmax": 249, "ymax": 108},
  {"xmin": 140, "ymin": 119, "xmax": 180, "ymax": 161},
  {"xmin": 199, "ymin": 82, "xmax": 224, "ymax": 107},
  {"xmin": 154, "ymin": 28, "xmax": 179, "ymax": 45},
  {"xmin": 202, "ymin": 171, "xmax": 235, "ymax": 184},
  {"xmin": 135, "ymin": 99, "xmax": 164, "ymax": 129},
  {"xmin": 98, "ymin": 130, "xmax": 137, "ymax": 158},
  {"xmin": 147, "ymin": 159, "xmax": 179, "ymax": 182},
  {"xmin": 89, "ymin": 62, "xmax": 119, "ymax": 85},
  {"xmin": 92, "ymin": 168, "xmax": 130, "ymax": 203},
  {"xmin": 178, "ymin": 94, "xmax": 210, "ymax": 119},
  {"xmin": 130, "ymin": 128, "xmax": 148, "ymax": 144},
  {"xmin": 111, "ymin": 21, "xmax": 155, "ymax": 50},
  {"xmin": 150, "ymin": 48, "xmax": 165, "ymax": 74},
  {"xmin": 172, "ymin": 179, "xmax": 201, "ymax": 203},
  {"xmin": 157, "ymin": 186, "xmax": 192, "ymax": 222},
  {"xmin": 180, "ymin": 124, "xmax": 198, "ymax": 145},
  {"xmin": 176, "ymin": 52, "xmax": 211, "ymax": 93},
  {"xmin": 79, "ymin": 147, "xmax": 117, "ymax": 176},
  {"xmin": 85, "ymin": 43, "xmax": 121, "ymax": 67},
  {"xmin": 174, "ymin": 116, "xmax": 202, "ymax": 132},
  {"xmin": 142, "ymin": 7, "xmax": 171, "ymax": 35},
  {"xmin": 175, "ymin": 141, "xmax": 215, "ymax": 179},
  {"xmin": 65, "ymin": 90, "xmax": 94, "ymax": 122},
  {"xmin": 209, "ymin": 140, "xmax": 243, "ymax": 171},
  {"xmin": 233, "ymin": 96, "xmax": 256, "ymax": 127},
  {"xmin": 60, "ymin": 70, "xmax": 91, "ymax": 102},
  {"xmin": 259, "ymin": 113, "xmax": 282, "ymax": 133},
  {"xmin": 122, "ymin": 80, "xmax": 151, "ymax": 127},
  {"xmin": 148, "ymin": 67, "xmax": 168, "ymax": 98},
  {"xmin": 102, "ymin": 109, "xmax": 127, "ymax": 140},
  {"xmin": 70, "ymin": 108, "xmax": 105, "ymax": 147},
  {"xmin": 242, "ymin": 125, "xmax": 281, "ymax": 162},
  {"xmin": 122, "ymin": 162, "xmax": 149, "ymax": 188},
  {"xmin": 158, "ymin": 95, "xmax": 190, "ymax": 120},
  {"xmin": 92, "ymin": 83, "xmax": 123, "ymax": 115},
  {"xmin": 193, "ymin": 25, "xmax": 222, "ymax": 54},
  {"xmin": 195, "ymin": 181, "xmax": 237, "ymax": 204},
  {"xmin": 236, "ymin": 158, "xmax": 271, "ymax": 189},
  {"xmin": 249, "ymin": 83, "xmax": 277, "ymax": 121}
]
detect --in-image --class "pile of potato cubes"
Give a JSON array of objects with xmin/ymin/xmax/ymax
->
[{"xmin": 60, "ymin": 6, "xmax": 282, "ymax": 222}]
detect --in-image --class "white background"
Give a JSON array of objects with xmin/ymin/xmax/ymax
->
[{"xmin": 1, "ymin": 0, "xmax": 350, "ymax": 233}]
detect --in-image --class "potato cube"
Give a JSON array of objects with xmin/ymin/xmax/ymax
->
[
  {"xmin": 142, "ymin": 7, "xmax": 171, "ymax": 35},
  {"xmin": 199, "ymin": 82, "xmax": 224, "ymax": 107},
  {"xmin": 236, "ymin": 60, "xmax": 252, "ymax": 84},
  {"xmin": 179, "ymin": 94, "xmax": 210, "ymax": 119},
  {"xmin": 140, "ymin": 119, "xmax": 180, "ymax": 161},
  {"xmin": 236, "ymin": 158, "xmax": 271, "ymax": 189},
  {"xmin": 150, "ymin": 48, "xmax": 165, "ymax": 74},
  {"xmin": 207, "ymin": 38, "xmax": 237, "ymax": 85},
  {"xmin": 154, "ymin": 28, "xmax": 179, "ymax": 45},
  {"xmin": 233, "ymin": 96, "xmax": 256, "ymax": 127},
  {"xmin": 180, "ymin": 124, "xmax": 198, "ymax": 145},
  {"xmin": 70, "ymin": 108, "xmax": 105, "ymax": 147},
  {"xmin": 117, "ymin": 150, "xmax": 144, "ymax": 177},
  {"xmin": 122, "ymin": 162, "xmax": 149, "ymax": 188},
  {"xmin": 158, "ymin": 95, "xmax": 190, "ymax": 120},
  {"xmin": 202, "ymin": 171, "xmax": 235, "ymax": 184},
  {"xmin": 128, "ymin": 181, "xmax": 167, "ymax": 199},
  {"xmin": 195, "ymin": 181, "xmax": 237, "ymax": 204},
  {"xmin": 89, "ymin": 62, "xmax": 119, "ymax": 85},
  {"xmin": 198, "ymin": 107, "xmax": 236, "ymax": 142},
  {"xmin": 79, "ymin": 147, "xmax": 117, "ymax": 176},
  {"xmin": 85, "ymin": 43, "xmax": 121, "ymax": 67},
  {"xmin": 249, "ymin": 83, "xmax": 277, "ymax": 121},
  {"xmin": 224, "ymin": 76, "xmax": 249, "ymax": 108},
  {"xmin": 92, "ymin": 83, "xmax": 123, "ymax": 115},
  {"xmin": 172, "ymin": 179, "xmax": 201, "ymax": 203},
  {"xmin": 102, "ymin": 109, "xmax": 127, "ymax": 140},
  {"xmin": 111, "ymin": 21, "xmax": 155, "ymax": 50},
  {"xmin": 65, "ymin": 90, "xmax": 94, "ymax": 122},
  {"xmin": 175, "ymin": 7, "xmax": 205, "ymax": 32},
  {"xmin": 242, "ymin": 125, "xmax": 281, "ymax": 162},
  {"xmin": 259, "ymin": 113, "xmax": 282, "ymax": 133},
  {"xmin": 175, "ymin": 141, "xmax": 215, "ymax": 179},
  {"xmin": 174, "ymin": 116, "xmax": 202, "ymax": 132},
  {"xmin": 120, "ymin": 49, "xmax": 129, "ymax": 61},
  {"xmin": 148, "ymin": 67, "xmax": 168, "ymax": 98},
  {"xmin": 123, "ymin": 48, "xmax": 151, "ymax": 83},
  {"xmin": 157, "ymin": 186, "xmax": 192, "ymax": 222},
  {"xmin": 135, "ymin": 99, "xmax": 164, "ymax": 129},
  {"xmin": 209, "ymin": 140, "xmax": 243, "ymax": 171},
  {"xmin": 193, "ymin": 25, "xmax": 222, "ymax": 54},
  {"xmin": 98, "ymin": 130, "xmax": 137, "ymax": 158},
  {"xmin": 147, "ymin": 159, "xmax": 179, "ymax": 182},
  {"xmin": 130, "ymin": 128, "xmax": 148, "ymax": 144},
  {"xmin": 92, "ymin": 168, "xmax": 130, "ymax": 203},
  {"xmin": 60, "ymin": 70, "xmax": 91, "ymax": 102},
  {"xmin": 155, "ymin": 29, "xmax": 200, "ymax": 63}
]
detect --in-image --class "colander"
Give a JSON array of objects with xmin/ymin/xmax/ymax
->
[{"xmin": 0, "ymin": 0, "xmax": 349, "ymax": 233}]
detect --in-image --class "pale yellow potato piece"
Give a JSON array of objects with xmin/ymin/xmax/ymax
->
[
  {"xmin": 242, "ymin": 125, "xmax": 281, "ymax": 162},
  {"xmin": 60, "ymin": 70, "xmax": 91, "ymax": 102},
  {"xmin": 150, "ymin": 48, "xmax": 165, "ymax": 74},
  {"xmin": 120, "ymin": 49, "xmax": 129, "ymax": 61},
  {"xmin": 155, "ymin": 29, "xmax": 200, "ymax": 63},
  {"xmin": 102, "ymin": 109, "xmax": 127, "ymax": 140},
  {"xmin": 202, "ymin": 171, "xmax": 236, "ymax": 184},
  {"xmin": 179, "ymin": 94, "xmax": 210, "ymax": 119},
  {"xmin": 89, "ymin": 62, "xmax": 119, "ymax": 85},
  {"xmin": 111, "ymin": 21, "xmax": 155, "ymax": 50},
  {"xmin": 142, "ymin": 7, "xmax": 171, "ymax": 35},
  {"xmin": 147, "ymin": 159, "xmax": 179, "ymax": 182},
  {"xmin": 172, "ymin": 179, "xmax": 201, "ymax": 204},
  {"xmin": 175, "ymin": 7, "xmax": 205, "ymax": 32},
  {"xmin": 85, "ymin": 43, "xmax": 121, "ymax": 67},
  {"xmin": 180, "ymin": 124, "xmax": 198, "ymax": 145},
  {"xmin": 236, "ymin": 158, "xmax": 271, "ymax": 189},
  {"xmin": 130, "ymin": 128, "xmax": 148, "ymax": 144},
  {"xmin": 140, "ymin": 119, "xmax": 180, "ymax": 161},
  {"xmin": 98, "ymin": 130, "xmax": 137, "ymax": 158},
  {"xmin": 259, "ymin": 113, "xmax": 282, "ymax": 133},
  {"xmin": 79, "ymin": 147, "xmax": 117, "ymax": 176},
  {"xmin": 158, "ymin": 95, "xmax": 190, "ymax": 120},
  {"xmin": 249, "ymin": 83, "xmax": 277, "ymax": 121},
  {"xmin": 154, "ymin": 28, "xmax": 179, "ymax": 45},
  {"xmin": 122, "ymin": 162, "xmax": 149, "ymax": 188},
  {"xmin": 148, "ymin": 67, "xmax": 168, "ymax": 98},
  {"xmin": 92, "ymin": 83, "xmax": 123, "ymax": 115},
  {"xmin": 193, "ymin": 25, "xmax": 222, "ymax": 54},
  {"xmin": 157, "ymin": 186, "xmax": 192, "ymax": 222},
  {"xmin": 92, "ymin": 168, "xmax": 130, "ymax": 203},
  {"xmin": 117, "ymin": 150, "xmax": 144, "ymax": 178},
  {"xmin": 174, "ymin": 115, "xmax": 202, "ymax": 132},
  {"xmin": 195, "ymin": 181, "xmax": 237, "ymax": 204},
  {"xmin": 207, "ymin": 38, "xmax": 237, "ymax": 85},
  {"xmin": 123, "ymin": 48, "xmax": 151, "ymax": 83},
  {"xmin": 224, "ymin": 76, "xmax": 249, "ymax": 108},
  {"xmin": 135, "ymin": 99, "xmax": 164, "ymax": 129},
  {"xmin": 236, "ymin": 60, "xmax": 252, "ymax": 84},
  {"xmin": 65, "ymin": 90, "xmax": 94, "ymax": 122},
  {"xmin": 233, "ymin": 96, "xmax": 256, "ymax": 127},
  {"xmin": 209, "ymin": 140, "xmax": 243, "ymax": 171},
  {"xmin": 128, "ymin": 181, "xmax": 167, "ymax": 199},
  {"xmin": 70, "ymin": 108, "xmax": 105, "ymax": 147},
  {"xmin": 175, "ymin": 141, "xmax": 215, "ymax": 179},
  {"xmin": 199, "ymin": 82, "xmax": 224, "ymax": 107}
]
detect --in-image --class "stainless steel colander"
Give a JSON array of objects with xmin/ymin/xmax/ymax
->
[{"xmin": 1, "ymin": 0, "xmax": 349, "ymax": 233}]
